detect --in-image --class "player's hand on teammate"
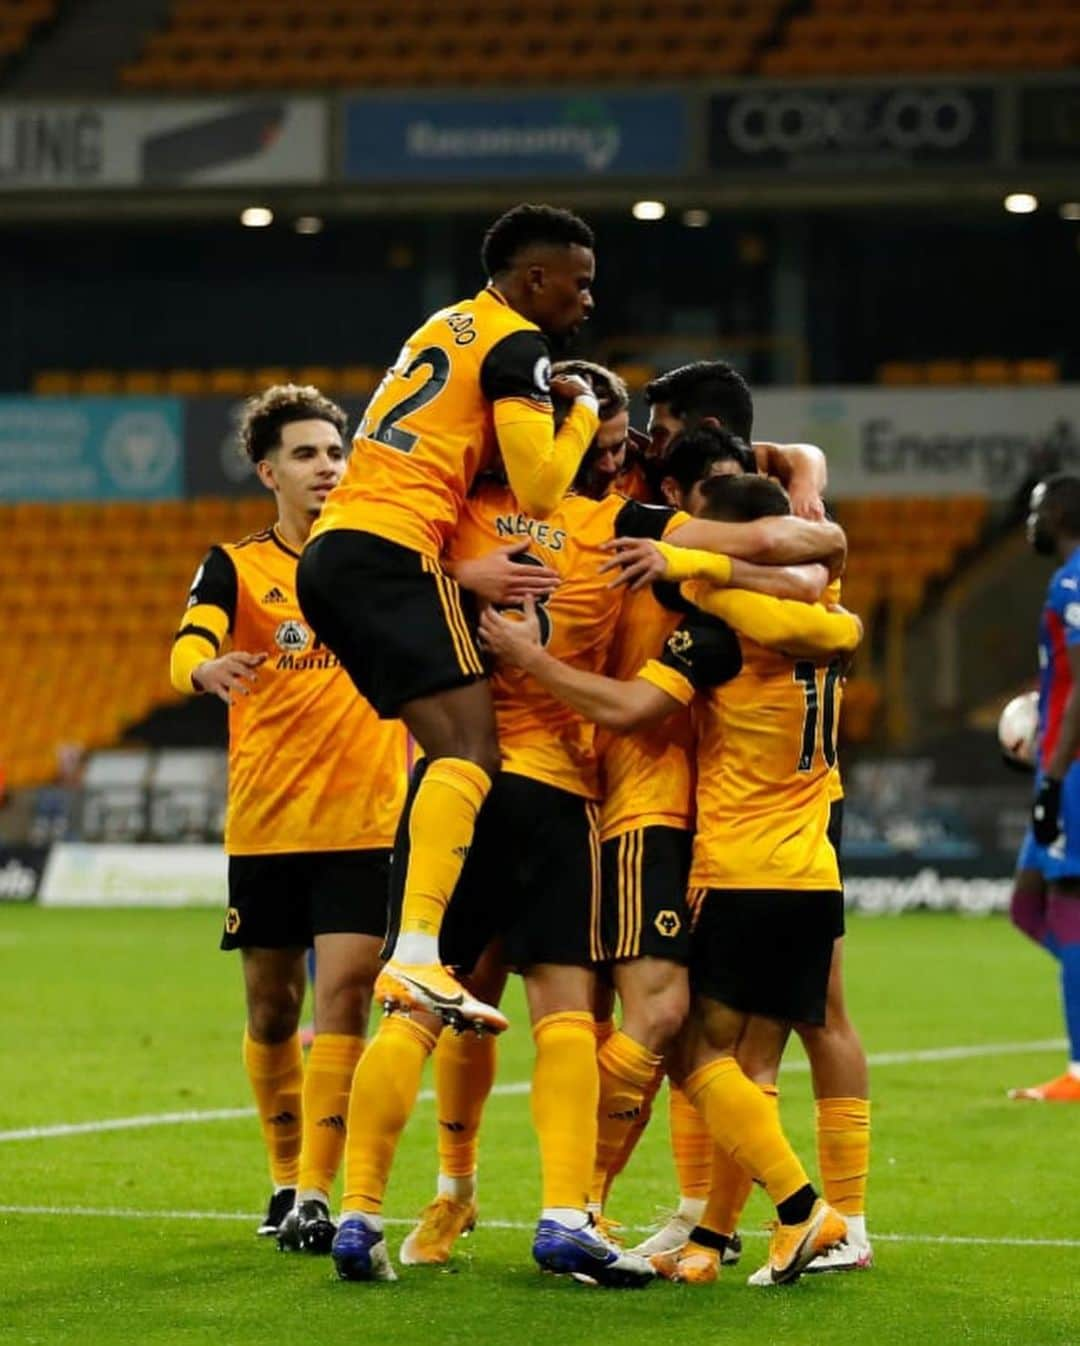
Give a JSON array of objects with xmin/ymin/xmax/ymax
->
[
  {"xmin": 453, "ymin": 540, "xmax": 560, "ymax": 606},
  {"xmin": 788, "ymin": 483, "xmax": 827, "ymax": 522},
  {"xmin": 193, "ymin": 651, "xmax": 267, "ymax": 704},
  {"xmin": 479, "ymin": 597, "xmax": 543, "ymax": 669},
  {"xmin": 600, "ymin": 536, "xmax": 667, "ymax": 591},
  {"xmin": 1032, "ymin": 776, "xmax": 1063, "ymax": 846},
  {"xmin": 549, "ymin": 372, "xmax": 596, "ymax": 404}
]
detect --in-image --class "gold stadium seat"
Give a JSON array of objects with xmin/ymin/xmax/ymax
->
[
  {"xmin": 1017, "ymin": 359, "xmax": 1060, "ymax": 384},
  {"xmin": 924, "ymin": 360, "xmax": 971, "ymax": 385},
  {"xmin": 971, "ymin": 358, "xmax": 1014, "ymax": 384},
  {"xmin": 295, "ymin": 367, "xmax": 339, "ymax": 393},
  {"xmin": 253, "ymin": 366, "xmax": 292, "ymax": 389},
  {"xmin": 164, "ymin": 369, "xmax": 209, "ymax": 395},
  {"xmin": 75, "ymin": 369, "xmax": 120, "ymax": 394},
  {"xmin": 339, "ymin": 366, "xmax": 381, "ymax": 395},
  {"xmin": 876, "ymin": 361, "xmax": 923, "ymax": 386},
  {"xmin": 209, "ymin": 368, "xmax": 250, "ymax": 396},
  {"xmin": 32, "ymin": 370, "xmax": 74, "ymax": 395},
  {"xmin": 121, "ymin": 370, "xmax": 165, "ymax": 394}
]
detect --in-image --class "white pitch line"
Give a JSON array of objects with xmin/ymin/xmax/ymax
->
[
  {"xmin": 858, "ymin": 1038, "xmax": 1067, "ymax": 1068},
  {"xmin": 0, "ymin": 1205, "xmax": 1078, "ymax": 1251},
  {"xmin": 0, "ymin": 1037, "xmax": 1066, "ymax": 1145},
  {"xmin": 0, "ymin": 1083, "xmax": 531, "ymax": 1143},
  {"xmin": 0, "ymin": 1106, "xmax": 255, "ymax": 1143}
]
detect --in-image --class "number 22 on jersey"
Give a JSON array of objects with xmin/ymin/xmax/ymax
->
[{"xmin": 361, "ymin": 345, "xmax": 451, "ymax": 455}]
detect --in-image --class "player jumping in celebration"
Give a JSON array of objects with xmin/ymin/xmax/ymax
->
[
  {"xmin": 331, "ymin": 412, "xmax": 841, "ymax": 1284},
  {"xmin": 170, "ymin": 386, "xmax": 408, "ymax": 1249},
  {"xmin": 1009, "ymin": 475, "xmax": 1080, "ymax": 1102},
  {"xmin": 297, "ymin": 204, "xmax": 601, "ymax": 1035}
]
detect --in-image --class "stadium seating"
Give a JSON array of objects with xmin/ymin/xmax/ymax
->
[
  {"xmin": 762, "ymin": 0, "xmax": 1080, "ymax": 77},
  {"xmin": 119, "ymin": 0, "xmax": 787, "ymax": 89},
  {"xmin": 876, "ymin": 358, "xmax": 1061, "ymax": 385},
  {"xmin": 31, "ymin": 366, "xmax": 385, "ymax": 397},
  {"xmin": 835, "ymin": 495, "xmax": 987, "ymax": 617},
  {"xmin": 36, "ymin": 356, "xmax": 1060, "ymax": 400},
  {"xmin": 114, "ymin": 0, "xmax": 1080, "ymax": 87},
  {"xmin": 0, "ymin": 496, "xmax": 275, "ymax": 790},
  {"xmin": 0, "ymin": 490, "xmax": 984, "ymax": 791},
  {"xmin": 832, "ymin": 494, "xmax": 989, "ymax": 744},
  {"xmin": 0, "ymin": 0, "xmax": 56, "ymax": 74}
]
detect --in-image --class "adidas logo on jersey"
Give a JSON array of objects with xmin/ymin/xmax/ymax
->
[
  {"xmin": 317, "ymin": 1114, "xmax": 346, "ymax": 1132},
  {"xmin": 262, "ymin": 587, "xmax": 288, "ymax": 605}
]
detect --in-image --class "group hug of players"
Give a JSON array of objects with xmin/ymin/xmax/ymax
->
[{"xmin": 171, "ymin": 204, "xmax": 872, "ymax": 1291}]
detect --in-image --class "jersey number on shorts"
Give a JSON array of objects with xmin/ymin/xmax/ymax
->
[
  {"xmin": 496, "ymin": 552, "xmax": 554, "ymax": 646},
  {"xmin": 793, "ymin": 658, "xmax": 841, "ymax": 772},
  {"xmin": 366, "ymin": 345, "xmax": 451, "ymax": 454}
]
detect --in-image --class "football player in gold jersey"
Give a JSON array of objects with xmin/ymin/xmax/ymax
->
[
  {"xmin": 579, "ymin": 416, "xmax": 835, "ymax": 1250},
  {"xmin": 645, "ymin": 360, "xmax": 827, "ymax": 523},
  {"xmin": 551, "ymin": 360, "xmax": 653, "ymax": 502},
  {"xmin": 481, "ymin": 471, "xmax": 861, "ymax": 1285},
  {"xmin": 629, "ymin": 364, "xmax": 870, "ymax": 1275},
  {"xmin": 298, "ymin": 206, "xmax": 601, "ymax": 1047},
  {"xmin": 170, "ymin": 385, "xmax": 408, "ymax": 1252},
  {"xmin": 334, "ymin": 418, "xmax": 844, "ymax": 1282}
]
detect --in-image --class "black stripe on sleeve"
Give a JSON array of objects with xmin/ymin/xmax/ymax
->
[{"xmin": 174, "ymin": 625, "xmax": 221, "ymax": 652}]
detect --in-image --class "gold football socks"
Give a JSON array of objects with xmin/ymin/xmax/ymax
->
[
  {"xmin": 243, "ymin": 1028, "xmax": 303, "ymax": 1189},
  {"xmin": 296, "ymin": 1033, "xmax": 364, "ymax": 1200},
  {"xmin": 532, "ymin": 1011, "xmax": 598, "ymax": 1214},
  {"xmin": 340, "ymin": 1015, "xmax": 438, "ymax": 1215}
]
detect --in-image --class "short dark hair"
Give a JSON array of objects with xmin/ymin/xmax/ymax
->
[
  {"xmin": 644, "ymin": 360, "xmax": 754, "ymax": 443},
  {"xmin": 663, "ymin": 425, "xmax": 756, "ymax": 494},
  {"xmin": 698, "ymin": 473, "xmax": 790, "ymax": 523},
  {"xmin": 239, "ymin": 383, "xmax": 347, "ymax": 464},
  {"xmin": 552, "ymin": 359, "xmax": 628, "ymax": 421},
  {"xmin": 1039, "ymin": 474, "xmax": 1080, "ymax": 535},
  {"xmin": 481, "ymin": 204, "xmax": 594, "ymax": 279}
]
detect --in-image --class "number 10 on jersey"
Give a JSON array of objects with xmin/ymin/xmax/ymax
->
[{"xmin": 794, "ymin": 659, "xmax": 841, "ymax": 773}]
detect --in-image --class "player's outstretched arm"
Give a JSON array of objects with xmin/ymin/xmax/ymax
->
[
  {"xmin": 684, "ymin": 583, "xmax": 862, "ymax": 659},
  {"xmin": 654, "ymin": 539, "xmax": 829, "ymax": 601},
  {"xmin": 601, "ymin": 535, "xmax": 831, "ymax": 599},
  {"xmin": 478, "ymin": 601, "xmax": 680, "ymax": 732},
  {"xmin": 663, "ymin": 514, "xmax": 847, "ymax": 578}
]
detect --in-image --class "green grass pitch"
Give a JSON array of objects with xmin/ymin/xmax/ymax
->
[{"xmin": 3, "ymin": 906, "xmax": 1080, "ymax": 1345}]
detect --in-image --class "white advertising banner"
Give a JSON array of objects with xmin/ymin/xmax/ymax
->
[
  {"xmin": 0, "ymin": 98, "xmax": 326, "ymax": 190},
  {"xmin": 751, "ymin": 385, "xmax": 1080, "ymax": 499},
  {"xmin": 40, "ymin": 844, "xmax": 225, "ymax": 907}
]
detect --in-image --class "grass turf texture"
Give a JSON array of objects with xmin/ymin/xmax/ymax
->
[{"xmin": 3, "ymin": 907, "xmax": 1080, "ymax": 1345}]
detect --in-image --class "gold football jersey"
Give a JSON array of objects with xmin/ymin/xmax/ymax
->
[
  {"xmin": 450, "ymin": 487, "xmax": 687, "ymax": 798},
  {"xmin": 175, "ymin": 527, "xmax": 409, "ymax": 855},
  {"xmin": 311, "ymin": 288, "xmax": 554, "ymax": 559}
]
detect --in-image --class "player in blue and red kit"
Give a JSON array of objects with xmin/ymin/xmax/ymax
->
[{"xmin": 1010, "ymin": 474, "xmax": 1080, "ymax": 1101}]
